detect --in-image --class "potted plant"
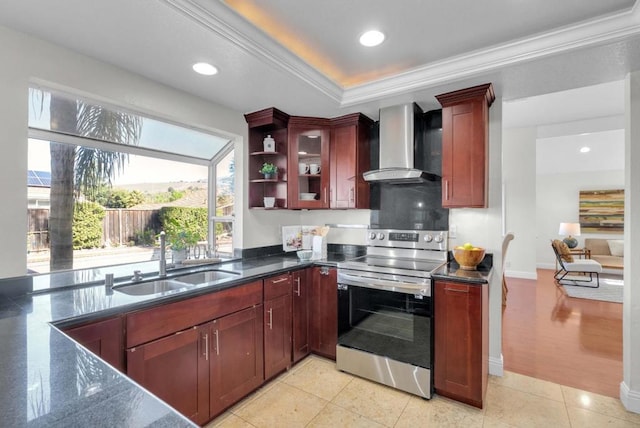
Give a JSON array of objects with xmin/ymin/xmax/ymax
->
[
  {"xmin": 167, "ymin": 230, "xmax": 199, "ymax": 264},
  {"xmin": 259, "ymin": 162, "xmax": 278, "ymax": 179}
]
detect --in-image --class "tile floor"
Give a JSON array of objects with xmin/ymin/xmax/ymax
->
[{"xmin": 206, "ymin": 355, "xmax": 640, "ymax": 428}]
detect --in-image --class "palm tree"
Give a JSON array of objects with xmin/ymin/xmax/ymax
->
[{"xmin": 48, "ymin": 94, "xmax": 142, "ymax": 270}]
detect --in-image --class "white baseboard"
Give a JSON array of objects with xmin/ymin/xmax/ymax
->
[
  {"xmin": 505, "ymin": 270, "xmax": 537, "ymax": 280},
  {"xmin": 489, "ymin": 354, "xmax": 504, "ymax": 377},
  {"xmin": 620, "ymin": 381, "xmax": 640, "ymax": 414},
  {"xmin": 537, "ymin": 263, "xmax": 555, "ymax": 270}
]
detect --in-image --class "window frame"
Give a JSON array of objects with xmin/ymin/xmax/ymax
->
[
  {"xmin": 27, "ymin": 94, "xmax": 238, "ymax": 274},
  {"xmin": 209, "ymin": 144, "xmax": 235, "ymax": 257}
]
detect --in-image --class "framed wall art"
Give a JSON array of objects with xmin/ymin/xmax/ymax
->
[{"xmin": 579, "ymin": 189, "xmax": 624, "ymax": 233}]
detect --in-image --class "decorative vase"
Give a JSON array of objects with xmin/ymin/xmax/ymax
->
[
  {"xmin": 563, "ymin": 236, "xmax": 578, "ymax": 249},
  {"xmin": 263, "ymin": 135, "xmax": 275, "ymax": 152},
  {"xmin": 263, "ymin": 197, "xmax": 276, "ymax": 208},
  {"xmin": 172, "ymin": 248, "xmax": 187, "ymax": 265}
]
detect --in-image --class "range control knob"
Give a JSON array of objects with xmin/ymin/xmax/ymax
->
[
  {"xmin": 423, "ymin": 234, "xmax": 433, "ymax": 242},
  {"xmin": 434, "ymin": 234, "xmax": 444, "ymax": 243},
  {"xmin": 377, "ymin": 233, "xmax": 385, "ymax": 240},
  {"xmin": 369, "ymin": 232, "xmax": 376, "ymax": 240}
]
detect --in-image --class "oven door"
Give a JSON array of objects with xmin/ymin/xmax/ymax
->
[{"xmin": 337, "ymin": 271, "xmax": 432, "ymax": 369}]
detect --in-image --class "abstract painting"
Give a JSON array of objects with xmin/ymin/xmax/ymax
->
[{"xmin": 579, "ymin": 189, "xmax": 624, "ymax": 233}]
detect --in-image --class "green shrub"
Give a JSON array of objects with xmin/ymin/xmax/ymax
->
[
  {"xmin": 105, "ymin": 189, "xmax": 144, "ymax": 208},
  {"xmin": 134, "ymin": 229, "xmax": 156, "ymax": 246},
  {"xmin": 90, "ymin": 186, "xmax": 144, "ymax": 208},
  {"xmin": 73, "ymin": 202, "xmax": 105, "ymax": 249},
  {"xmin": 158, "ymin": 207, "xmax": 207, "ymax": 249}
]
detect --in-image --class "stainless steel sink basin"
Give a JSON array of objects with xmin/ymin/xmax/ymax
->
[
  {"xmin": 113, "ymin": 269, "xmax": 239, "ymax": 296},
  {"xmin": 172, "ymin": 270, "xmax": 239, "ymax": 285},
  {"xmin": 114, "ymin": 279, "xmax": 191, "ymax": 296}
]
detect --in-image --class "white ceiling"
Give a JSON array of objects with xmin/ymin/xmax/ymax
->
[
  {"xmin": 536, "ymin": 129, "xmax": 625, "ymax": 175},
  {"xmin": 0, "ymin": 0, "xmax": 639, "ymax": 122}
]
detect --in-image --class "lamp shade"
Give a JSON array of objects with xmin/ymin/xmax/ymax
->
[
  {"xmin": 558, "ymin": 222, "xmax": 581, "ymax": 236},
  {"xmin": 559, "ymin": 222, "xmax": 581, "ymax": 248}
]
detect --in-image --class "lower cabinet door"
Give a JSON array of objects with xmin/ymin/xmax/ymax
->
[
  {"xmin": 292, "ymin": 269, "xmax": 310, "ymax": 363},
  {"xmin": 209, "ymin": 305, "xmax": 264, "ymax": 418},
  {"xmin": 434, "ymin": 280, "xmax": 487, "ymax": 408},
  {"xmin": 127, "ymin": 325, "xmax": 209, "ymax": 425},
  {"xmin": 64, "ymin": 316, "xmax": 124, "ymax": 372},
  {"xmin": 309, "ymin": 267, "xmax": 337, "ymax": 360},
  {"xmin": 264, "ymin": 295, "xmax": 292, "ymax": 380}
]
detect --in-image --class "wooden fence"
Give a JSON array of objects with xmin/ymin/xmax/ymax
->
[
  {"xmin": 27, "ymin": 208, "xmax": 161, "ymax": 251},
  {"xmin": 103, "ymin": 209, "xmax": 161, "ymax": 246},
  {"xmin": 28, "ymin": 209, "xmax": 49, "ymax": 251}
]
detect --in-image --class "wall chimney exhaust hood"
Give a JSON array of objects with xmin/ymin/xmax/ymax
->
[{"xmin": 363, "ymin": 103, "xmax": 440, "ymax": 184}]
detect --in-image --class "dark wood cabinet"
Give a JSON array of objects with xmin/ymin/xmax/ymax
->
[
  {"xmin": 245, "ymin": 107, "xmax": 372, "ymax": 210},
  {"xmin": 287, "ymin": 117, "xmax": 331, "ymax": 209},
  {"xmin": 330, "ymin": 113, "xmax": 373, "ymax": 209},
  {"xmin": 245, "ymin": 107, "xmax": 290, "ymax": 209},
  {"xmin": 64, "ymin": 316, "xmax": 124, "ymax": 372},
  {"xmin": 126, "ymin": 281, "xmax": 264, "ymax": 424},
  {"xmin": 127, "ymin": 325, "xmax": 209, "ymax": 425},
  {"xmin": 126, "ymin": 280, "xmax": 263, "ymax": 349},
  {"xmin": 292, "ymin": 268, "xmax": 310, "ymax": 363},
  {"xmin": 434, "ymin": 280, "xmax": 488, "ymax": 408},
  {"xmin": 309, "ymin": 266, "xmax": 337, "ymax": 360},
  {"xmin": 209, "ymin": 305, "xmax": 264, "ymax": 418},
  {"xmin": 436, "ymin": 83, "xmax": 495, "ymax": 208},
  {"xmin": 263, "ymin": 274, "xmax": 293, "ymax": 379}
]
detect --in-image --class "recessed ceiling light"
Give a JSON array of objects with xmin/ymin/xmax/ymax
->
[
  {"xmin": 192, "ymin": 62, "xmax": 218, "ymax": 76},
  {"xmin": 359, "ymin": 30, "xmax": 385, "ymax": 47},
  {"xmin": 580, "ymin": 147, "xmax": 591, "ymax": 153}
]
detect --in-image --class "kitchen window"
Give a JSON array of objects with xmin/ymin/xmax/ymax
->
[{"xmin": 27, "ymin": 87, "xmax": 235, "ymax": 275}]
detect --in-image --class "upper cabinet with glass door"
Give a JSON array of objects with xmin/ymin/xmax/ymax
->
[{"xmin": 288, "ymin": 117, "xmax": 331, "ymax": 209}]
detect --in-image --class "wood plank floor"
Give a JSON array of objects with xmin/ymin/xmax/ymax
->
[{"xmin": 502, "ymin": 268, "xmax": 623, "ymax": 398}]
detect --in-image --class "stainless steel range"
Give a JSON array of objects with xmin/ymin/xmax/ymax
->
[{"xmin": 336, "ymin": 228, "xmax": 448, "ymax": 399}]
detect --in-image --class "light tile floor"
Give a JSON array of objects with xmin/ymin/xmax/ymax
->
[{"xmin": 207, "ymin": 355, "xmax": 640, "ymax": 428}]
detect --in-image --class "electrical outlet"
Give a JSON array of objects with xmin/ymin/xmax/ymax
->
[{"xmin": 449, "ymin": 225, "xmax": 457, "ymax": 238}]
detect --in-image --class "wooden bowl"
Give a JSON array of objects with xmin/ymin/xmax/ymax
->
[{"xmin": 453, "ymin": 248, "xmax": 486, "ymax": 270}]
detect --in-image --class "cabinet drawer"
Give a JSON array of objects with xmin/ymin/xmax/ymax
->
[
  {"xmin": 264, "ymin": 274, "xmax": 292, "ymax": 300},
  {"xmin": 126, "ymin": 280, "xmax": 263, "ymax": 348}
]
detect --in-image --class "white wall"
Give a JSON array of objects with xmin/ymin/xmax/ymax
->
[
  {"xmin": 536, "ymin": 170, "xmax": 624, "ymax": 269},
  {"xmin": 621, "ymin": 71, "xmax": 640, "ymax": 413},
  {"xmin": 502, "ymin": 127, "xmax": 537, "ymax": 279},
  {"xmin": 0, "ymin": 24, "xmax": 376, "ymax": 279},
  {"xmin": 0, "ymin": 25, "xmax": 253, "ymax": 278}
]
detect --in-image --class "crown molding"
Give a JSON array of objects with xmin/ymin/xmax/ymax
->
[
  {"xmin": 342, "ymin": 6, "xmax": 640, "ymax": 106},
  {"xmin": 162, "ymin": 0, "xmax": 343, "ymax": 103},
  {"xmin": 163, "ymin": 0, "xmax": 640, "ymax": 109}
]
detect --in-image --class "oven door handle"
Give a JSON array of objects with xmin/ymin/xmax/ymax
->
[{"xmin": 337, "ymin": 272, "xmax": 430, "ymax": 296}]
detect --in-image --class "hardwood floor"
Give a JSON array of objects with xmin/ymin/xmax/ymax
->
[{"xmin": 502, "ymin": 268, "xmax": 623, "ymax": 398}]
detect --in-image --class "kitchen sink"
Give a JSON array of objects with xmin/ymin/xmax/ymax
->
[
  {"xmin": 172, "ymin": 270, "xmax": 239, "ymax": 285},
  {"xmin": 113, "ymin": 269, "xmax": 240, "ymax": 296},
  {"xmin": 114, "ymin": 279, "xmax": 191, "ymax": 296}
]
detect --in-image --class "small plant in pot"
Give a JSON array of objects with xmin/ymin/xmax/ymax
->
[
  {"xmin": 259, "ymin": 162, "xmax": 278, "ymax": 179},
  {"xmin": 167, "ymin": 230, "xmax": 199, "ymax": 264}
]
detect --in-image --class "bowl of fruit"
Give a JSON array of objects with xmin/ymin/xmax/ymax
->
[{"xmin": 453, "ymin": 242, "xmax": 486, "ymax": 270}]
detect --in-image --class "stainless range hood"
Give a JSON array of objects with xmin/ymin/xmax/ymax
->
[{"xmin": 363, "ymin": 103, "xmax": 440, "ymax": 184}]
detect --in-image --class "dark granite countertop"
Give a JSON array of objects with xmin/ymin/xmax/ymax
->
[
  {"xmin": 0, "ymin": 252, "xmax": 350, "ymax": 427},
  {"xmin": 432, "ymin": 255, "xmax": 494, "ymax": 285}
]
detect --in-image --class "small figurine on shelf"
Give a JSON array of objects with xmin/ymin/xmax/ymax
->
[
  {"xmin": 259, "ymin": 162, "xmax": 278, "ymax": 179},
  {"xmin": 263, "ymin": 134, "xmax": 275, "ymax": 152}
]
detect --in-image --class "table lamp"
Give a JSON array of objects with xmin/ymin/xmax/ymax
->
[{"xmin": 559, "ymin": 222, "xmax": 581, "ymax": 249}]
